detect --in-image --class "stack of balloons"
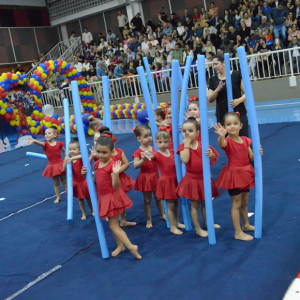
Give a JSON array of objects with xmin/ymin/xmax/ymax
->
[{"xmin": 0, "ymin": 99, "xmax": 17, "ymax": 126}]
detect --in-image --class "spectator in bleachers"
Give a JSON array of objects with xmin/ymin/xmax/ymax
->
[
  {"xmin": 288, "ymin": 35, "xmax": 300, "ymax": 72},
  {"xmin": 136, "ymin": 46, "xmax": 145, "ymax": 58},
  {"xmin": 208, "ymin": 2, "xmax": 218, "ymax": 18},
  {"xmin": 248, "ymin": 30, "xmax": 260, "ymax": 52},
  {"xmin": 183, "ymin": 17, "xmax": 194, "ymax": 30},
  {"xmin": 288, "ymin": 24, "xmax": 300, "ymax": 41},
  {"xmin": 247, "ymin": 46, "xmax": 258, "ymax": 80},
  {"xmin": 162, "ymin": 23, "xmax": 172, "ymax": 36},
  {"xmin": 145, "ymin": 51, "xmax": 154, "ymax": 67},
  {"xmin": 192, "ymin": 7, "xmax": 201, "ymax": 24},
  {"xmin": 113, "ymin": 61, "xmax": 124, "ymax": 78},
  {"xmin": 176, "ymin": 21, "xmax": 185, "ymax": 37},
  {"xmin": 182, "ymin": 9, "xmax": 192, "ymax": 24},
  {"xmin": 130, "ymin": 12, "xmax": 145, "ymax": 35},
  {"xmin": 170, "ymin": 12, "xmax": 178, "ymax": 28},
  {"xmin": 267, "ymin": 2, "xmax": 287, "ymax": 44},
  {"xmin": 16, "ymin": 64, "xmax": 24, "ymax": 73},
  {"xmin": 145, "ymin": 42, "xmax": 156, "ymax": 57},
  {"xmin": 70, "ymin": 31, "xmax": 76, "ymax": 42},
  {"xmin": 107, "ymin": 52, "xmax": 118, "ymax": 71},
  {"xmin": 118, "ymin": 50, "xmax": 128, "ymax": 64},
  {"xmin": 257, "ymin": 37, "xmax": 273, "ymax": 76},
  {"xmin": 82, "ymin": 59, "xmax": 90, "ymax": 71},
  {"xmin": 82, "ymin": 28, "xmax": 93, "ymax": 45},
  {"xmin": 220, "ymin": 37, "xmax": 235, "ymax": 56},
  {"xmin": 292, "ymin": 0, "xmax": 300, "ymax": 22},
  {"xmin": 98, "ymin": 33, "xmax": 106, "ymax": 44},
  {"xmin": 171, "ymin": 43, "xmax": 183, "ymax": 65},
  {"xmin": 229, "ymin": 0, "xmax": 239, "ymax": 15},
  {"xmin": 117, "ymin": 10, "xmax": 129, "ymax": 39},
  {"xmin": 134, "ymin": 54, "xmax": 144, "ymax": 69},
  {"xmin": 250, "ymin": 1, "xmax": 260, "ymax": 26},
  {"xmin": 127, "ymin": 48, "xmax": 135, "ymax": 62},
  {"xmin": 202, "ymin": 39, "xmax": 216, "ymax": 57},
  {"xmin": 107, "ymin": 29, "xmax": 116, "ymax": 42},
  {"xmin": 142, "ymin": 37, "xmax": 149, "ymax": 51},
  {"xmin": 32, "ymin": 58, "xmax": 38, "ymax": 68},
  {"xmin": 228, "ymin": 25, "xmax": 238, "ymax": 42},
  {"xmin": 258, "ymin": 16, "xmax": 273, "ymax": 36},
  {"xmin": 182, "ymin": 44, "xmax": 194, "ymax": 64}
]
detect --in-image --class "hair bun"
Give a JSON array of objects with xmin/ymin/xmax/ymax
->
[
  {"xmin": 187, "ymin": 116, "xmax": 196, "ymax": 121},
  {"xmin": 73, "ymin": 137, "xmax": 79, "ymax": 141}
]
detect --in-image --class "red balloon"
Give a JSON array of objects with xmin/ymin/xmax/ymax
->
[
  {"xmin": 29, "ymin": 82, "xmax": 34, "ymax": 88},
  {"xmin": 11, "ymin": 114, "xmax": 16, "ymax": 120},
  {"xmin": 5, "ymin": 114, "xmax": 11, "ymax": 121},
  {"xmin": 87, "ymin": 100, "xmax": 91, "ymax": 104},
  {"xmin": 22, "ymin": 120, "xmax": 27, "ymax": 126},
  {"xmin": 36, "ymin": 72, "xmax": 41, "ymax": 77},
  {"xmin": 2, "ymin": 92, "xmax": 7, "ymax": 97},
  {"xmin": 33, "ymin": 70, "xmax": 38, "ymax": 74},
  {"xmin": 51, "ymin": 118, "xmax": 57, "ymax": 124},
  {"xmin": 6, "ymin": 72, "xmax": 12, "ymax": 79},
  {"xmin": 40, "ymin": 77, "xmax": 45, "ymax": 82},
  {"xmin": 69, "ymin": 66, "xmax": 74, "ymax": 72},
  {"xmin": 37, "ymin": 90, "xmax": 41, "ymax": 94},
  {"xmin": 91, "ymin": 100, "xmax": 95, "ymax": 104},
  {"xmin": 47, "ymin": 67, "xmax": 51, "ymax": 72},
  {"xmin": 44, "ymin": 61, "xmax": 49, "ymax": 67},
  {"xmin": 79, "ymin": 76, "xmax": 83, "ymax": 80},
  {"xmin": 44, "ymin": 116, "xmax": 51, "ymax": 122},
  {"xmin": 21, "ymin": 129, "xmax": 27, "ymax": 135},
  {"xmin": 38, "ymin": 103, "xmax": 42, "ymax": 108},
  {"xmin": 33, "ymin": 86, "xmax": 37, "ymax": 90},
  {"xmin": 86, "ymin": 88, "xmax": 90, "ymax": 92}
]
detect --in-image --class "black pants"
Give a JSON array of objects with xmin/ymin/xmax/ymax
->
[
  {"xmin": 217, "ymin": 113, "xmax": 249, "ymax": 137},
  {"xmin": 119, "ymin": 27, "xmax": 124, "ymax": 40}
]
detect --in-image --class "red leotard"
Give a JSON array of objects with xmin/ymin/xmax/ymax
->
[
  {"xmin": 176, "ymin": 142, "xmax": 220, "ymax": 200},
  {"xmin": 42, "ymin": 141, "xmax": 66, "ymax": 177},
  {"xmin": 111, "ymin": 148, "xmax": 135, "ymax": 193},
  {"xmin": 71, "ymin": 159, "xmax": 90, "ymax": 199},
  {"xmin": 153, "ymin": 151, "xmax": 178, "ymax": 200},
  {"xmin": 94, "ymin": 160, "xmax": 132, "ymax": 219},
  {"xmin": 132, "ymin": 146, "xmax": 159, "ymax": 192},
  {"xmin": 216, "ymin": 137, "xmax": 255, "ymax": 190}
]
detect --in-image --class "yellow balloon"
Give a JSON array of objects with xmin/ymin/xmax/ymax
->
[
  {"xmin": 50, "ymin": 65, "xmax": 55, "ymax": 70},
  {"xmin": 34, "ymin": 81, "xmax": 39, "ymax": 86},
  {"xmin": 30, "ymin": 78, "xmax": 35, "ymax": 83},
  {"xmin": 30, "ymin": 120, "xmax": 36, "ymax": 126},
  {"xmin": 88, "ymin": 103, "xmax": 92, "ymax": 108},
  {"xmin": 33, "ymin": 110, "xmax": 39, "ymax": 116},
  {"xmin": 49, "ymin": 60, "xmax": 54, "ymax": 65},
  {"xmin": 79, "ymin": 91, "xmax": 82, "ymax": 95},
  {"xmin": 88, "ymin": 92, "xmax": 92, "ymax": 96},
  {"xmin": 38, "ymin": 86, "xmax": 43, "ymax": 91},
  {"xmin": 57, "ymin": 126, "xmax": 61, "ymax": 131},
  {"xmin": 83, "ymin": 102, "xmax": 87, "ymax": 107},
  {"xmin": 27, "ymin": 116, "xmax": 32, "ymax": 121},
  {"xmin": 83, "ymin": 92, "xmax": 87, "ymax": 96},
  {"xmin": 93, "ymin": 107, "xmax": 97, "ymax": 111},
  {"xmin": 36, "ymin": 126, "xmax": 40, "ymax": 132},
  {"xmin": 39, "ymin": 112, "xmax": 43, "ymax": 118},
  {"xmin": 45, "ymin": 122, "xmax": 52, "ymax": 128},
  {"xmin": 42, "ymin": 73, "xmax": 47, "ymax": 78},
  {"xmin": 63, "ymin": 74, "xmax": 67, "ymax": 77},
  {"xmin": 0, "ymin": 100, "xmax": 3, "ymax": 106},
  {"xmin": 16, "ymin": 120, "xmax": 19, "ymax": 126},
  {"xmin": 2, "ymin": 73, "xmax": 7, "ymax": 79},
  {"xmin": 12, "ymin": 74, "xmax": 17, "ymax": 80},
  {"xmin": 2, "ymin": 103, "xmax": 7, "ymax": 109},
  {"xmin": 1, "ymin": 109, "xmax": 6, "ymax": 115},
  {"xmin": 30, "ymin": 127, "xmax": 36, "ymax": 134},
  {"xmin": 36, "ymin": 99, "xmax": 42, "ymax": 103},
  {"xmin": 10, "ymin": 120, "xmax": 16, "ymax": 126},
  {"xmin": 74, "ymin": 124, "xmax": 77, "ymax": 130},
  {"xmin": 88, "ymin": 128, "xmax": 94, "ymax": 136},
  {"xmin": 16, "ymin": 71, "xmax": 21, "ymax": 75}
]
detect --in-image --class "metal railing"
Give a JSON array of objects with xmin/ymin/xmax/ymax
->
[
  {"xmin": 27, "ymin": 37, "xmax": 82, "ymax": 79},
  {"xmin": 41, "ymin": 46, "xmax": 300, "ymax": 108}
]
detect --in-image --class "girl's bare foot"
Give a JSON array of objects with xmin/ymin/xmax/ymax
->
[
  {"xmin": 112, "ymin": 245, "xmax": 125, "ymax": 257},
  {"xmin": 160, "ymin": 215, "xmax": 166, "ymax": 221},
  {"xmin": 54, "ymin": 198, "xmax": 60, "ymax": 203},
  {"xmin": 235, "ymin": 232, "xmax": 254, "ymax": 241},
  {"xmin": 129, "ymin": 245, "xmax": 142, "ymax": 259},
  {"xmin": 170, "ymin": 227, "xmax": 183, "ymax": 235},
  {"xmin": 81, "ymin": 215, "xmax": 87, "ymax": 220},
  {"xmin": 177, "ymin": 223, "xmax": 185, "ymax": 229},
  {"xmin": 106, "ymin": 217, "xmax": 109, "ymax": 222},
  {"xmin": 91, "ymin": 211, "xmax": 94, "ymax": 217},
  {"xmin": 120, "ymin": 221, "xmax": 137, "ymax": 227},
  {"xmin": 196, "ymin": 229, "xmax": 208, "ymax": 238},
  {"xmin": 146, "ymin": 221, "xmax": 153, "ymax": 228},
  {"xmin": 204, "ymin": 224, "xmax": 221, "ymax": 230},
  {"xmin": 242, "ymin": 225, "xmax": 255, "ymax": 232}
]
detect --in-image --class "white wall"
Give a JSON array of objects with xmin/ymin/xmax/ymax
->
[{"xmin": 0, "ymin": 0, "xmax": 46, "ymax": 6}]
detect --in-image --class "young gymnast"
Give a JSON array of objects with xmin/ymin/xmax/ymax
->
[
  {"xmin": 83, "ymin": 134, "xmax": 141, "ymax": 259},
  {"xmin": 63, "ymin": 138, "xmax": 94, "ymax": 220},
  {"xmin": 186, "ymin": 97, "xmax": 201, "ymax": 141},
  {"xmin": 132, "ymin": 125, "xmax": 165, "ymax": 228},
  {"xmin": 27, "ymin": 126, "xmax": 67, "ymax": 203},
  {"xmin": 88, "ymin": 115, "xmax": 103, "ymax": 132},
  {"xmin": 144, "ymin": 127, "xmax": 185, "ymax": 235},
  {"xmin": 176, "ymin": 117, "xmax": 220, "ymax": 237},
  {"xmin": 214, "ymin": 111, "xmax": 263, "ymax": 241}
]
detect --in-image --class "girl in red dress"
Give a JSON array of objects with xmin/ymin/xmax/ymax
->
[
  {"xmin": 144, "ymin": 127, "xmax": 185, "ymax": 235},
  {"xmin": 27, "ymin": 126, "xmax": 67, "ymax": 203},
  {"xmin": 86, "ymin": 134, "xmax": 141, "ymax": 259},
  {"xmin": 214, "ymin": 112, "xmax": 263, "ymax": 241},
  {"xmin": 154, "ymin": 103, "xmax": 173, "ymax": 151},
  {"xmin": 97, "ymin": 131, "xmax": 136, "ymax": 227},
  {"xmin": 63, "ymin": 138, "xmax": 94, "ymax": 220},
  {"xmin": 186, "ymin": 97, "xmax": 201, "ymax": 142},
  {"xmin": 132, "ymin": 125, "xmax": 165, "ymax": 228},
  {"xmin": 176, "ymin": 117, "xmax": 220, "ymax": 238}
]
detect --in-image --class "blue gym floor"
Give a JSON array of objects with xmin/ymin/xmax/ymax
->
[{"xmin": 1, "ymin": 100, "xmax": 300, "ymax": 300}]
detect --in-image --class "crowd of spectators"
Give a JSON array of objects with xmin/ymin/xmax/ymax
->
[{"xmin": 67, "ymin": 2, "xmax": 300, "ymax": 89}]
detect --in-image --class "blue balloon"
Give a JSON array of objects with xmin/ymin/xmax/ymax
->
[
  {"xmin": 4, "ymin": 78, "xmax": 9, "ymax": 84},
  {"xmin": 85, "ymin": 96, "xmax": 89, "ymax": 100},
  {"xmin": 36, "ymin": 121, "xmax": 40, "ymax": 126},
  {"xmin": 26, "ymin": 131, "xmax": 31, "ymax": 135},
  {"xmin": 82, "ymin": 113, "xmax": 92, "ymax": 126},
  {"xmin": 33, "ymin": 91, "xmax": 38, "ymax": 95},
  {"xmin": 6, "ymin": 107, "xmax": 13, "ymax": 113},
  {"xmin": 43, "ymin": 125, "xmax": 47, "ymax": 130},
  {"xmin": 34, "ymin": 105, "xmax": 39, "ymax": 110},
  {"xmin": 137, "ymin": 109, "xmax": 148, "ymax": 123},
  {"xmin": 16, "ymin": 79, "xmax": 19, "ymax": 83},
  {"xmin": 61, "ymin": 69, "xmax": 65, "ymax": 74},
  {"xmin": 10, "ymin": 79, "xmax": 15, "ymax": 84},
  {"xmin": 80, "ymin": 95, "xmax": 84, "ymax": 99},
  {"xmin": 89, "ymin": 107, "xmax": 93, "ymax": 111},
  {"xmin": 54, "ymin": 64, "xmax": 58, "ymax": 69},
  {"xmin": 52, "ymin": 113, "xmax": 59, "ymax": 119},
  {"xmin": 32, "ymin": 134, "xmax": 37, "ymax": 139},
  {"xmin": 66, "ymin": 63, "xmax": 70, "ymax": 69},
  {"xmin": 35, "ymin": 77, "xmax": 40, "ymax": 82},
  {"xmin": 61, "ymin": 117, "xmax": 64, "ymax": 123},
  {"xmin": 37, "ymin": 94, "xmax": 41, "ymax": 99},
  {"xmin": 78, "ymin": 84, "xmax": 83, "ymax": 88},
  {"xmin": 84, "ymin": 84, "xmax": 88, "ymax": 88}
]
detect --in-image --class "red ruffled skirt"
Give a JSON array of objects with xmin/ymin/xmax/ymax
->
[
  {"xmin": 43, "ymin": 162, "xmax": 66, "ymax": 177},
  {"xmin": 98, "ymin": 188, "xmax": 133, "ymax": 220},
  {"xmin": 216, "ymin": 164, "xmax": 255, "ymax": 190},
  {"xmin": 73, "ymin": 180, "xmax": 90, "ymax": 199},
  {"xmin": 176, "ymin": 172, "xmax": 219, "ymax": 201},
  {"xmin": 135, "ymin": 172, "xmax": 158, "ymax": 192},
  {"xmin": 156, "ymin": 176, "xmax": 178, "ymax": 200},
  {"xmin": 120, "ymin": 172, "xmax": 135, "ymax": 193}
]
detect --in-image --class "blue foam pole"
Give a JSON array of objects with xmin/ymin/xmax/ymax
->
[
  {"xmin": 26, "ymin": 152, "xmax": 47, "ymax": 160},
  {"xmin": 102, "ymin": 76, "xmax": 111, "ymax": 129},
  {"xmin": 175, "ymin": 60, "xmax": 189, "ymax": 112},
  {"xmin": 198, "ymin": 55, "xmax": 216, "ymax": 245},
  {"xmin": 142, "ymin": 57, "xmax": 158, "ymax": 110},
  {"xmin": 71, "ymin": 81, "xmax": 109, "ymax": 258},
  {"xmin": 63, "ymin": 98, "xmax": 73, "ymax": 221},
  {"xmin": 171, "ymin": 61, "xmax": 192, "ymax": 231},
  {"xmin": 137, "ymin": 66, "xmax": 170, "ymax": 229},
  {"xmin": 237, "ymin": 46, "xmax": 263, "ymax": 239},
  {"xmin": 224, "ymin": 53, "xmax": 233, "ymax": 112}
]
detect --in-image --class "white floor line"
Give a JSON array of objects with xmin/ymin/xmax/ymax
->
[
  {"xmin": 4, "ymin": 265, "xmax": 62, "ymax": 300},
  {"xmin": 0, "ymin": 192, "xmax": 66, "ymax": 222}
]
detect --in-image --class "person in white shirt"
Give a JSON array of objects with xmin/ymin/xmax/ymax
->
[
  {"xmin": 82, "ymin": 59, "xmax": 90, "ymax": 71},
  {"xmin": 70, "ymin": 31, "xmax": 76, "ymax": 42},
  {"xmin": 82, "ymin": 28, "xmax": 93, "ymax": 45},
  {"xmin": 142, "ymin": 37, "xmax": 149, "ymax": 51},
  {"xmin": 99, "ymin": 38, "xmax": 108, "ymax": 49},
  {"xmin": 117, "ymin": 10, "xmax": 128, "ymax": 39},
  {"xmin": 119, "ymin": 42, "xmax": 128, "ymax": 53},
  {"xmin": 166, "ymin": 36, "xmax": 176, "ymax": 54},
  {"xmin": 73, "ymin": 58, "xmax": 83, "ymax": 72},
  {"xmin": 177, "ymin": 21, "xmax": 185, "ymax": 36}
]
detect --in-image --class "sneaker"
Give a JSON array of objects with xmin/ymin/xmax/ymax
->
[
  {"xmin": 250, "ymin": 75, "xmax": 253, "ymax": 80},
  {"xmin": 254, "ymin": 76, "xmax": 257, "ymax": 81}
]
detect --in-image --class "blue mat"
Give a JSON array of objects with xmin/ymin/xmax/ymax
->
[{"xmin": 1, "ymin": 123, "xmax": 300, "ymax": 300}]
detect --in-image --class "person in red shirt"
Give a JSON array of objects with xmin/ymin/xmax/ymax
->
[{"xmin": 192, "ymin": 7, "xmax": 201, "ymax": 23}]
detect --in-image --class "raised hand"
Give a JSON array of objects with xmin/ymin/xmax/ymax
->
[
  {"xmin": 90, "ymin": 146, "xmax": 97, "ymax": 158},
  {"xmin": 112, "ymin": 160, "xmax": 122, "ymax": 174},
  {"xmin": 214, "ymin": 123, "xmax": 227, "ymax": 138},
  {"xmin": 143, "ymin": 149, "xmax": 152, "ymax": 161},
  {"xmin": 180, "ymin": 135, "xmax": 192, "ymax": 147},
  {"xmin": 216, "ymin": 80, "xmax": 225, "ymax": 92},
  {"xmin": 26, "ymin": 137, "xmax": 35, "ymax": 145},
  {"xmin": 64, "ymin": 155, "xmax": 72, "ymax": 164}
]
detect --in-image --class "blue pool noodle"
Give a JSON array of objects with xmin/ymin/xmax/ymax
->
[
  {"xmin": 71, "ymin": 81, "xmax": 109, "ymax": 259},
  {"xmin": 142, "ymin": 57, "xmax": 158, "ymax": 110},
  {"xmin": 63, "ymin": 98, "xmax": 73, "ymax": 221},
  {"xmin": 26, "ymin": 152, "xmax": 47, "ymax": 160},
  {"xmin": 197, "ymin": 55, "xmax": 216, "ymax": 245},
  {"xmin": 224, "ymin": 53, "xmax": 233, "ymax": 112},
  {"xmin": 237, "ymin": 46, "xmax": 263, "ymax": 239},
  {"xmin": 171, "ymin": 61, "xmax": 192, "ymax": 231},
  {"xmin": 137, "ymin": 66, "xmax": 170, "ymax": 229},
  {"xmin": 102, "ymin": 76, "xmax": 112, "ymax": 129}
]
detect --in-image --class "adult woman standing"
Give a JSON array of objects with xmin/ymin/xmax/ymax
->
[{"xmin": 207, "ymin": 54, "xmax": 249, "ymax": 137}]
